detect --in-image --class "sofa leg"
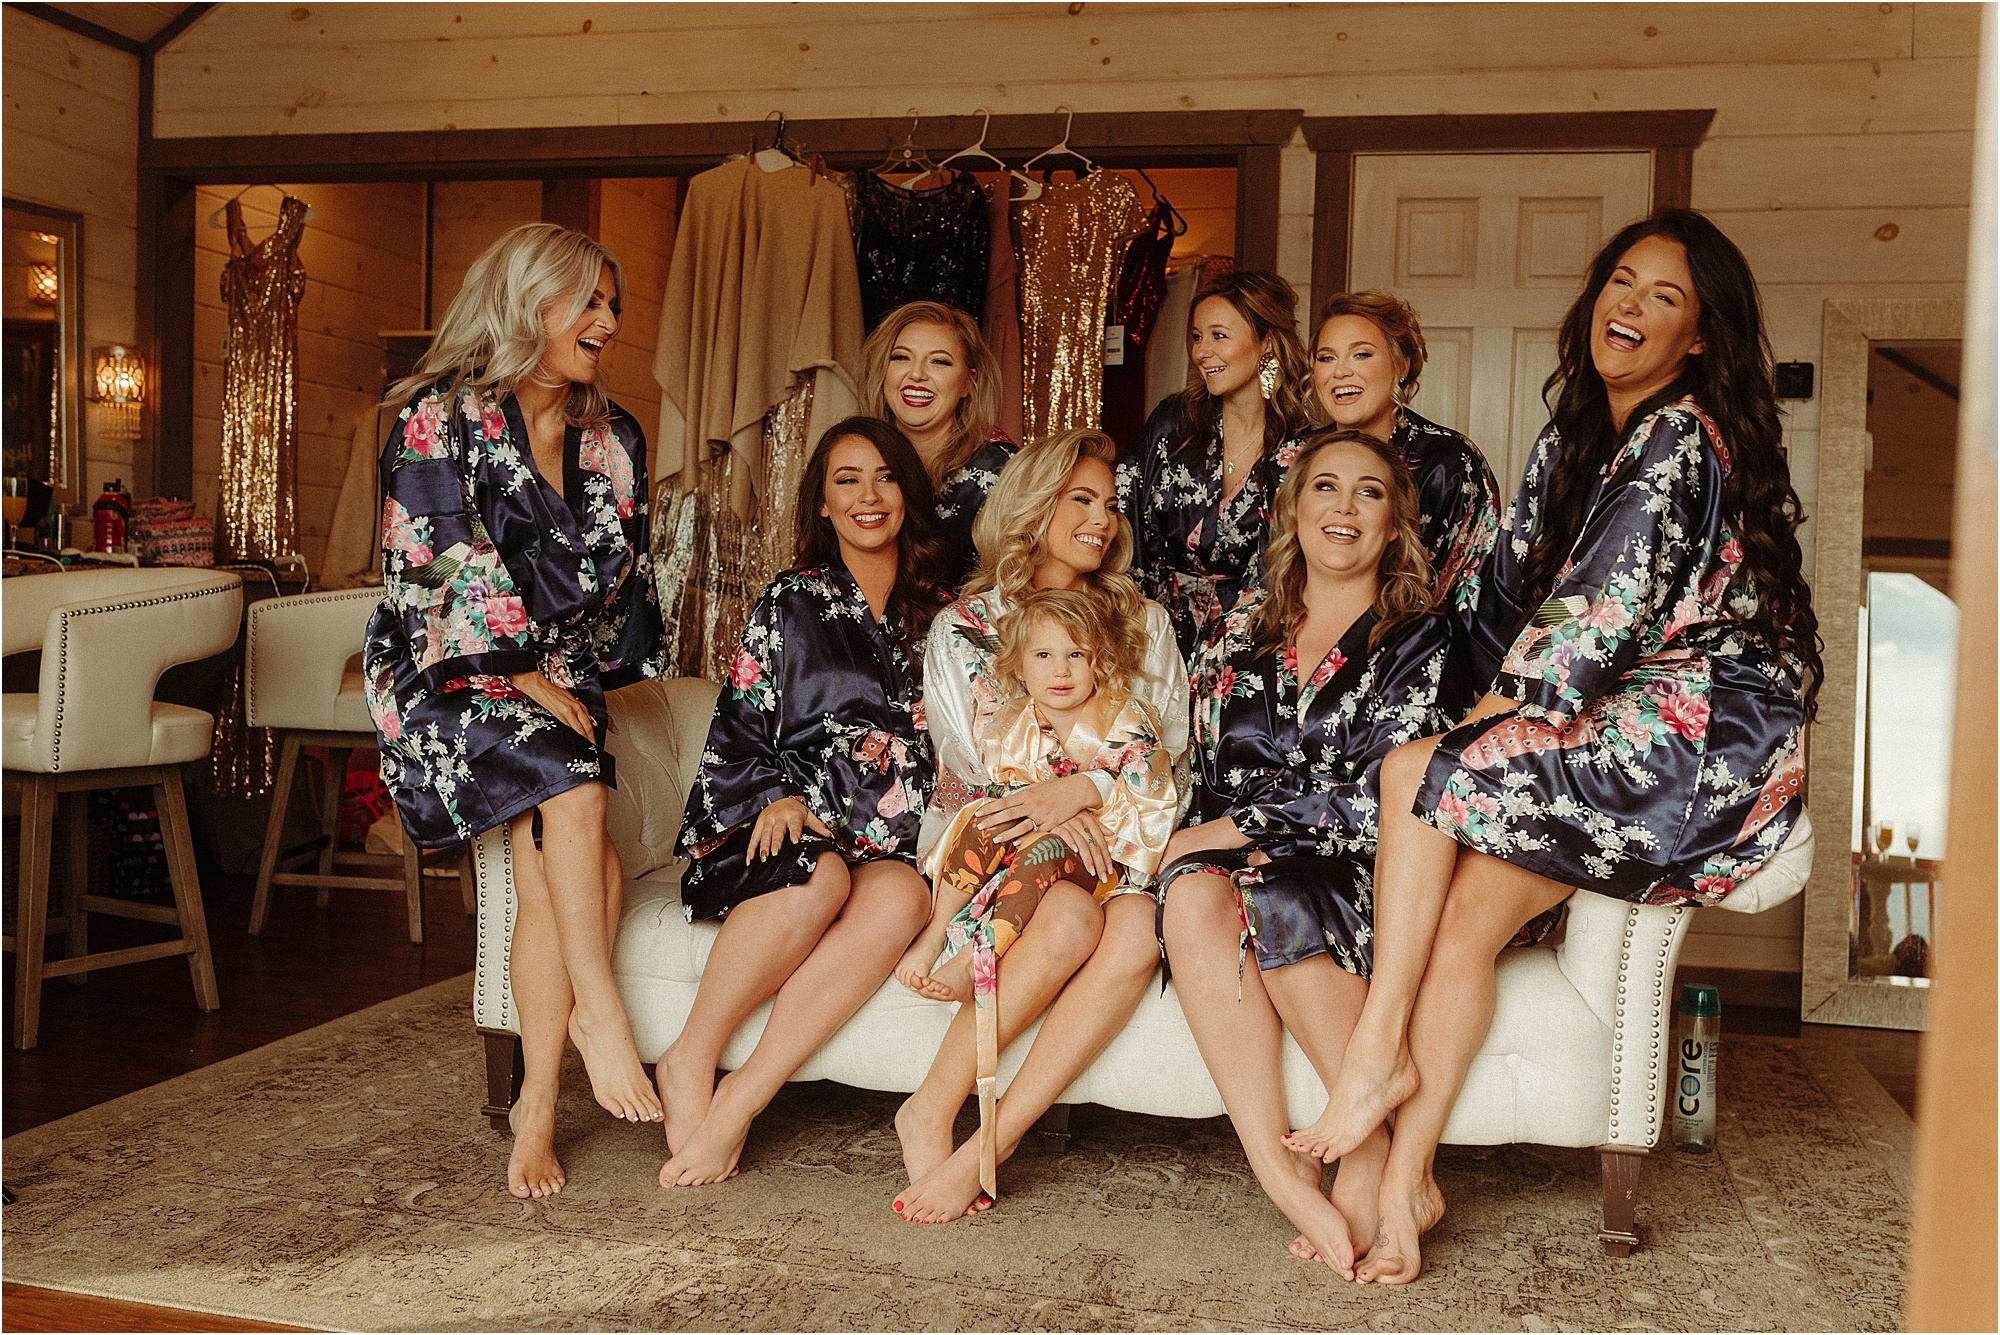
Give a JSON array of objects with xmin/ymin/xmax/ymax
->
[
  {"xmin": 1035, "ymin": 1103, "xmax": 1073, "ymax": 1153},
  {"xmin": 1597, "ymin": 1145, "xmax": 1646, "ymax": 1255},
  {"xmin": 479, "ymin": 1029, "xmax": 524, "ymax": 1132}
]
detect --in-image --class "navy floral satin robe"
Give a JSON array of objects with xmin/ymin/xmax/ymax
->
[
  {"xmin": 935, "ymin": 431, "xmax": 1017, "ymax": 588},
  {"xmin": 677, "ymin": 565, "xmax": 934, "ymax": 920},
  {"xmin": 1393, "ymin": 408, "xmax": 1501, "ymax": 614},
  {"xmin": 1418, "ymin": 394, "xmax": 1809, "ymax": 904},
  {"xmin": 1118, "ymin": 398, "xmax": 1301, "ymax": 665},
  {"xmin": 364, "ymin": 383, "xmax": 665, "ymax": 849},
  {"xmin": 1159, "ymin": 595, "xmax": 1474, "ymax": 977}
]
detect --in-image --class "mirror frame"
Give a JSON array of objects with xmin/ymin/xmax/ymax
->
[
  {"xmin": 1805, "ymin": 295, "xmax": 1964, "ymax": 1030},
  {"xmin": 2, "ymin": 198, "xmax": 83, "ymax": 506}
]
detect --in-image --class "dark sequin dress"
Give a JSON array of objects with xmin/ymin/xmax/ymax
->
[{"xmin": 853, "ymin": 170, "xmax": 989, "ymax": 330}]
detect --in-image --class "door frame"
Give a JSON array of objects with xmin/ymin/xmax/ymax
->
[
  {"xmin": 137, "ymin": 109, "xmax": 1302, "ymax": 497},
  {"xmin": 1302, "ymin": 109, "xmax": 1715, "ymax": 313}
]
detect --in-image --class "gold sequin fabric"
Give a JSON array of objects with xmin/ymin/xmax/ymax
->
[
  {"xmin": 1012, "ymin": 173, "xmax": 1147, "ymax": 445},
  {"xmin": 217, "ymin": 197, "xmax": 307, "ymax": 562},
  {"xmin": 654, "ymin": 372, "xmax": 816, "ymax": 679}
]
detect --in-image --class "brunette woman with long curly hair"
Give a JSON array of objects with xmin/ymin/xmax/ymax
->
[
  {"xmin": 1155, "ymin": 428, "xmax": 1475, "ymax": 1278},
  {"xmin": 660, "ymin": 416, "xmax": 950, "ymax": 1189},
  {"xmin": 1287, "ymin": 209, "xmax": 1822, "ymax": 1285},
  {"xmin": 1118, "ymin": 268, "xmax": 1315, "ymax": 664}
]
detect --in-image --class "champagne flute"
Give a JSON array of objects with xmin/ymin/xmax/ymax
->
[
  {"xmin": 1905, "ymin": 821, "xmax": 1922, "ymax": 860},
  {"xmin": 1874, "ymin": 820, "xmax": 1894, "ymax": 857},
  {"xmin": 2, "ymin": 476, "xmax": 27, "ymax": 544}
]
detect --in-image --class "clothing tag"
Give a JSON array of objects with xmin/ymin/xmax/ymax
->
[{"xmin": 1102, "ymin": 324, "xmax": 1125, "ymax": 366}]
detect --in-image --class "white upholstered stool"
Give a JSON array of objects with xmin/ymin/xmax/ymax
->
[
  {"xmin": 244, "ymin": 586, "xmax": 471, "ymax": 945},
  {"xmin": 2, "ymin": 567, "xmax": 242, "ymax": 1049}
]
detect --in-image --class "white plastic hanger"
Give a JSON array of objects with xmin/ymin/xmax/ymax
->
[
  {"xmin": 205, "ymin": 184, "xmax": 315, "ymax": 229},
  {"xmin": 1021, "ymin": 106, "xmax": 1097, "ymax": 182},
  {"xmin": 912, "ymin": 108, "xmax": 1041, "ymax": 199},
  {"xmin": 753, "ymin": 110, "xmax": 803, "ymax": 174}
]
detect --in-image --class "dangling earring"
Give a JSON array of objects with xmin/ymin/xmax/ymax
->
[{"xmin": 1257, "ymin": 355, "xmax": 1279, "ymax": 400}]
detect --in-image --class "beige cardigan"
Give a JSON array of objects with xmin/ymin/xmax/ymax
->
[{"xmin": 651, "ymin": 156, "xmax": 866, "ymax": 518}]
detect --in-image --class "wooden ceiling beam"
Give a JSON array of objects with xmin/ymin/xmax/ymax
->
[{"xmin": 4, "ymin": 2, "xmax": 145, "ymax": 55}]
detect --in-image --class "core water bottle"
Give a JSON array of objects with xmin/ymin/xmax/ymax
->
[{"xmin": 1671, "ymin": 983, "xmax": 1720, "ymax": 1152}]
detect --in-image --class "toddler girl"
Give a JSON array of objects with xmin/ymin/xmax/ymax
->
[{"xmin": 897, "ymin": 587, "xmax": 1178, "ymax": 1004}]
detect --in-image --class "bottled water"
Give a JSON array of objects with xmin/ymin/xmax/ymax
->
[{"xmin": 1672, "ymin": 983, "xmax": 1720, "ymax": 1153}]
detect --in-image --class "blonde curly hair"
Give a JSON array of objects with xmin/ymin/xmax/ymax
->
[
  {"xmin": 965, "ymin": 429, "xmax": 1149, "ymax": 686},
  {"xmin": 994, "ymin": 587, "xmax": 1132, "ymax": 697}
]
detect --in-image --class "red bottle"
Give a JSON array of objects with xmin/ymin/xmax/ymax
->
[{"xmin": 92, "ymin": 480, "xmax": 129, "ymax": 552}]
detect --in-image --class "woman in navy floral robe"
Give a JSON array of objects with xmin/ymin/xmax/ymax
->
[
  {"xmin": 659, "ymin": 416, "xmax": 949, "ymax": 1189},
  {"xmin": 862, "ymin": 300, "xmax": 1017, "ymax": 587},
  {"xmin": 1156, "ymin": 429, "xmax": 1472, "ymax": 1278},
  {"xmin": 1118, "ymin": 270, "xmax": 1314, "ymax": 665},
  {"xmin": 364, "ymin": 224, "xmax": 668, "ymax": 1200},
  {"xmin": 1291, "ymin": 211, "xmax": 1824, "ymax": 1286},
  {"xmin": 1310, "ymin": 291, "xmax": 1500, "ymax": 614}
]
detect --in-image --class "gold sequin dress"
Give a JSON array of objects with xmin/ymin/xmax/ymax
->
[
  {"xmin": 1012, "ymin": 173, "xmax": 1147, "ymax": 444},
  {"xmin": 217, "ymin": 196, "xmax": 307, "ymax": 561}
]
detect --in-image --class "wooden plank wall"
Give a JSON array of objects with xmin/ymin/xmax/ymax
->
[
  {"xmin": 428, "ymin": 178, "xmax": 539, "ymax": 319},
  {"xmin": 2, "ymin": 7, "xmax": 140, "ymax": 498},
  {"xmin": 596, "ymin": 177, "xmax": 675, "ymax": 449},
  {"xmin": 191, "ymin": 182, "xmax": 424, "ymax": 574}
]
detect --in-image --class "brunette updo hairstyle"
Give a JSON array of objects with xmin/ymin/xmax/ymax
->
[
  {"xmin": 1250, "ymin": 428, "xmax": 1433, "ymax": 656},
  {"xmin": 793, "ymin": 416, "xmax": 952, "ymax": 660},
  {"xmin": 1169, "ymin": 268, "xmax": 1314, "ymax": 465},
  {"xmin": 1312, "ymin": 290, "xmax": 1428, "ymax": 414},
  {"xmin": 1525, "ymin": 207, "xmax": 1822, "ymax": 711}
]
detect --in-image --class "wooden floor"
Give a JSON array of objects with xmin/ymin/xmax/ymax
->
[{"xmin": 1, "ymin": 876, "xmax": 1919, "ymax": 1332}]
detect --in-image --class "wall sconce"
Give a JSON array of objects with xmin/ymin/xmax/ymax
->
[
  {"xmin": 91, "ymin": 345, "xmax": 144, "ymax": 443},
  {"xmin": 27, "ymin": 263, "xmax": 58, "ymax": 306}
]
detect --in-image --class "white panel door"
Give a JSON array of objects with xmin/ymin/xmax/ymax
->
[{"xmin": 1349, "ymin": 153, "xmax": 1653, "ymax": 501}]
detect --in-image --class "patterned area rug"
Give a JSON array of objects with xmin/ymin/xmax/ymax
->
[{"xmin": 1, "ymin": 975, "xmax": 1910, "ymax": 1331}]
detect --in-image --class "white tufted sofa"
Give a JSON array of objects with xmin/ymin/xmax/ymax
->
[{"xmin": 470, "ymin": 675, "xmax": 1813, "ymax": 1251}]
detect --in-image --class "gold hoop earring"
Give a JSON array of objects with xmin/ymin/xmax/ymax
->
[{"xmin": 1257, "ymin": 355, "xmax": 1279, "ymax": 400}]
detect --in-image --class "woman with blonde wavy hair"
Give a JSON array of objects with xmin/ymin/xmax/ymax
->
[
  {"xmin": 1153, "ymin": 428, "xmax": 1475, "ymax": 1278},
  {"xmin": 364, "ymin": 222, "xmax": 667, "ymax": 1201},
  {"xmin": 891, "ymin": 427, "xmax": 1189, "ymax": 1222},
  {"xmin": 861, "ymin": 300, "xmax": 1015, "ymax": 586},
  {"xmin": 1118, "ymin": 268, "xmax": 1315, "ymax": 664}
]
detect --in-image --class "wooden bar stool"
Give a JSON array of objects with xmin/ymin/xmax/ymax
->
[
  {"xmin": 244, "ymin": 587, "xmax": 471, "ymax": 944},
  {"xmin": 2, "ymin": 568, "xmax": 243, "ymax": 1050}
]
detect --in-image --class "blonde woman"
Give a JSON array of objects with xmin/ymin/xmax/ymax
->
[
  {"xmin": 1156, "ymin": 428, "xmax": 1474, "ymax": 1278},
  {"xmin": 1117, "ymin": 269, "xmax": 1315, "ymax": 664},
  {"xmin": 894, "ymin": 428, "xmax": 1188, "ymax": 1223},
  {"xmin": 365, "ymin": 223, "xmax": 667, "ymax": 1199},
  {"xmin": 1309, "ymin": 291, "xmax": 1500, "ymax": 612},
  {"xmin": 862, "ymin": 299, "xmax": 1015, "ymax": 586}
]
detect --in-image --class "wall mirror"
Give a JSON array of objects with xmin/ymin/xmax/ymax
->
[
  {"xmin": 2, "ymin": 199, "xmax": 82, "ymax": 506},
  {"xmin": 1806, "ymin": 297, "xmax": 1964, "ymax": 1030}
]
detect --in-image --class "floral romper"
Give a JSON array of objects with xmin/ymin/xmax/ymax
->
[{"xmin": 363, "ymin": 383, "xmax": 664, "ymax": 849}]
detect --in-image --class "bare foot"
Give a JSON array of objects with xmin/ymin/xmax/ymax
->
[
  {"xmin": 655, "ymin": 1040, "xmax": 715, "ymax": 1157},
  {"xmin": 1356, "ymin": 1173, "xmax": 1446, "ymax": 1285},
  {"xmin": 506, "ymin": 1096, "xmax": 565, "ymax": 1199},
  {"xmin": 568, "ymin": 1009, "xmax": 663, "ymax": 1123},
  {"xmin": 658, "ymin": 1070, "xmax": 754, "ymax": 1187},
  {"xmin": 1284, "ymin": 1036, "xmax": 1417, "ymax": 1164},
  {"xmin": 893, "ymin": 1138, "xmax": 995, "ymax": 1224},
  {"xmin": 894, "ymin": 925, "xmax": 951, "ymax": 998},
  {"xmin": 1329, "ymin": 1125, "xmax": 1391, "ymax": 1254},
  {"xmin": 1262, "ymin": 1156, "xmax": 1359, "ymax": 1280},
  {"xmin": 894, "ymin": 1090, "xmax": 959, "ymax": 1185},
  {"xmin": 923, "ymin": 949, "xmax": 974, "ymax": 1005}
]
